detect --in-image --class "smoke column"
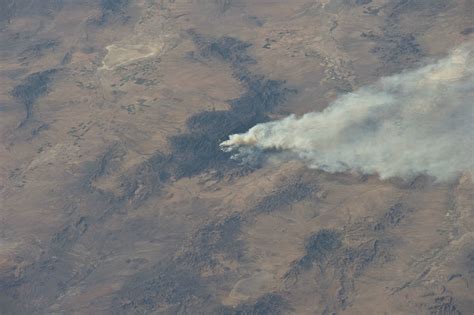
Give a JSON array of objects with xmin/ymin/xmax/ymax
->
[{"xmin": 221, "ymin": 44, "xmax": 474, "ymax": 181}]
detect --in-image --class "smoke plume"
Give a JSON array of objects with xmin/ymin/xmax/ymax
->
[{"xmin": 221, "ymin": 44, "xmax": 474, "ymax": 181}]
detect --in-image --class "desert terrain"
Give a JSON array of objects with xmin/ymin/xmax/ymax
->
[{"xmin": 0, "ymin": 0, "xmax": 473, "ymax": 314}]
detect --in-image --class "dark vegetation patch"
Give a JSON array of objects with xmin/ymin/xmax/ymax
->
[
  {"xmin": 0, "ymin": 0, "xmax": 64, "ymax": 25},
  {"xmin": 19, "ymin": 39, "xmax": 58, "ymax": 60},
  {"xmin": 169, "ymin": 76, "xmax": 289, "ymax": 178},
  {"xmin": 297, "ymin": 229, "xmax": 343, "ymax": 269},
  {"xmin": 374, "ymin": 203, "xmax": 411, "ymax": 231},
  {"xmin": 115, "ymin": 260, "xmax": 213, "ymax": 314},
  {"xmin": 361, "ymin": 31, "xmax": 423, "ymax": 72},
  {"xmin": 407, "ymin": 174, "xmax": 433, "ymax": 190},
  {"xmin": 285, "ymin": 231, "xmax": 381, "ymax": 311},
  {"xmin": 11, "ymin": 69, "xmax": 57, "ymax": 126},
  {"xmin": 354, "ymin": 0, "xmax": 372, "ymax": 5},
  {"xmin": 428, "ymin": 296, "xmax": 461, "ymax": 315},
  {"xmin": 81, "ymin": 143, "xmax": 130, "ymax": 205},
  {"xmin": 286, "ymin": 230, "xmax": 380, "ymax": 282},
  {"xmin": 118, "ymin": 152, "xmax": 171, "ymax": 206},
  {"xmin": 80, "ymin": 144, "xmax": 169, "ymax": 208},
  {"xmin": 388, "ymin": 0, "xmax": 453, "ymax": 18},
  {"xmin": 167, "ymin": 132, "xmax": 231, "ymax": 178},
  {"xmin": 463, "ymin": 250, "xmax": 474, "ymax": 275},
  {"xmin": 337, "ymin": 240, "xmax": 379, "ymax": 277},
  {"xmin": 189, "ymin": 31, "xmax": 255, "ymax": 66},
  {"xmin": 85, "ymin": 143, "xmax": 127, "ymax": 185},
  {"xmin": 51, "ymin": 217, "xmax": 89, "ymax": 250},
  {"xmin": 101, "ymin": 0, "xmax": 129, "ymax": 14},
  {"xmin": 461, "ymin": 27, "xmax": 474, "ymax": 36},
  {"xmin": 178, "ymin": 214, "xmax": 244, "ymax": 271},
  {"xmin": 119, "ymin": 263, "xmax": 203, "ymax": 313},
  {"xmin": 61, "ymin": 51, "xmax": 72, "ymax": 65},
  {"xmin": 363, "ymin": 6, "xmax": 381, "ymax": 15},
  {"xmin": 215, "ymin": 293, "xmax": 291, "ymax": 315},
  {"xmin": 186, "ymin": 110, "xmax": 263, "ymax": 140},
  {"xmin": 96, "ymin": 0, "xmax": 130, "ymax": 24},
  {"xmin": 386, "ymin": 174, "xmax": 434, "ymax": 190},
  {"xmin": 252, "ymin": 180, "xmax": 316, "ymax": 214}
]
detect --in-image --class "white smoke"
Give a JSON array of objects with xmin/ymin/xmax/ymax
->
[{"xmin": 221, "ymin": 44, "xmax": 474, "ymax": 181}]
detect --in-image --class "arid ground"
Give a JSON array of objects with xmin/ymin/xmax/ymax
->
[{"xmin": 0, "ymin": 0, "xmax": 473, "ymax": 314}]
